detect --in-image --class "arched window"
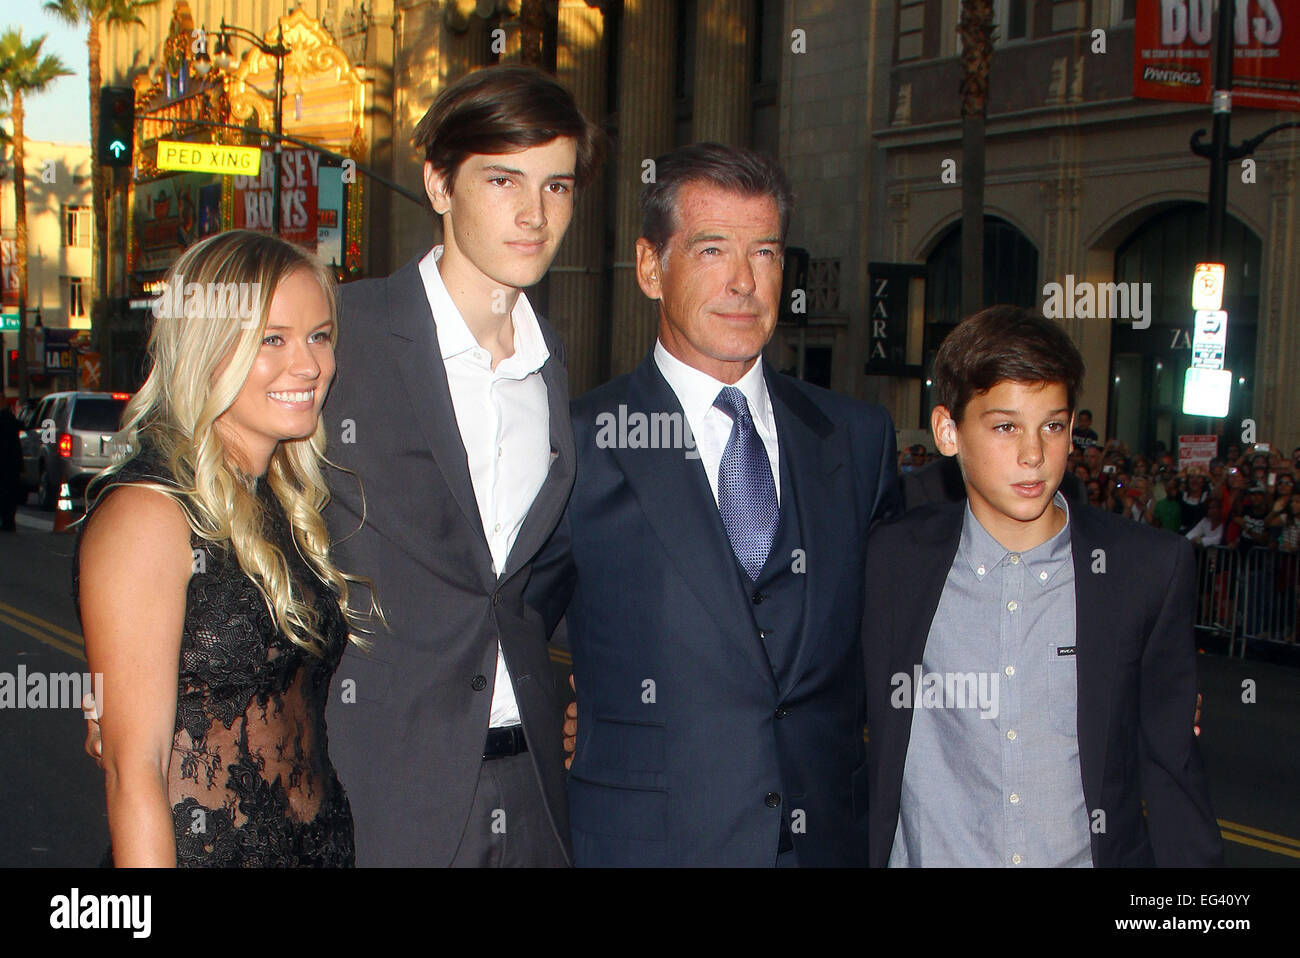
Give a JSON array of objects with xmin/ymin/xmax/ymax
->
[
  {"xmin": 920, "ymin": 217, "xmax": 1038, "ymax": 421},
  {"xmin": 924, "ymin": 216, "xmax": 1039, "ymax": 329},
  {"xmin": 1109, "ymin": 204, "xmax": 1260, "ymax": 456}
]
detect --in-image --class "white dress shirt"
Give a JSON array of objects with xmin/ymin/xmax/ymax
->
[
  {"xmin": 419, "ymin": 245, "xmax": 551, "ymax": 728},
  {"xmin": 1185, "ymin": 517, "xmax": 1225, "ymax": 547},
  {"xmin": 653, "ymin": 339, "xmax": 780, "ymax": 505}
]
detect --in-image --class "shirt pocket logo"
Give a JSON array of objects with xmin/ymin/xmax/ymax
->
[{"xmin": 1047, "ymin": 639, "xmax": 1079, "ymax": 736}]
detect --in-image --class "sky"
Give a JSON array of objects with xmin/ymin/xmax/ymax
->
[{"xmin": 1, "ymin": 0, "xmax": 92, "ymax": 144}]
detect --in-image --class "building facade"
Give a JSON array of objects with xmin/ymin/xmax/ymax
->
[
  {"xmin": 1, "ymin": 140, "xmax": 94, "ymax": 399},
  {"xmin": 99, "ymin": 0, "xmax": 1300, "ymax": 453},
  {"xmin": 873, "ymin": 0, "xmax": 1300, "ymax": 455}
]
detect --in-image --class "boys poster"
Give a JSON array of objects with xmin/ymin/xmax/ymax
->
[
  {"xmin": 232, "ymin": 148, "xmax": 321, "ymax": 249},
  {"xmin": 1134, "ymin": 0, "xmax": 1299, "ymax": 111}
]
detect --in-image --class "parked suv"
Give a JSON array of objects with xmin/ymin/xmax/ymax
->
[{"xmin": 19, "ymin": 391, "xmax": 132, "ymax": 510}]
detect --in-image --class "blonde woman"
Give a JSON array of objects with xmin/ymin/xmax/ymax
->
[{"xmin": 75, "ymin": 230, "xmax": 375, "ymax": 866}]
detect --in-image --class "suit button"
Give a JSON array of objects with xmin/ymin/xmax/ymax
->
[
  {"xmin": 764, "ymin": 792, "xmax": 781, "ymax": 808},
  {"xmin": 492, "ymin": 593, "xmax": 501, "ymax": 607},
  {"xmin": 759, "ymin": 628, "xmax": 772, "ymax": 640},
  {"xmin": 775, "ymin": 706, "xmax": 789, "ymax": 719},
  {"xmin": 471, "ymin": 675, "xmax": 488, "ymax": 691},
  {"xmin": 752, "ymin": 591, "xmax": 767, "ymax": 605}
]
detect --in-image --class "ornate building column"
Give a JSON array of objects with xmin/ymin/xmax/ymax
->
[
  {"xmin": 608, "ymin": 0, "xmax": 676, "ymax": 376},
  {"xmin": 1040, "ymin": 135, "xmax": 1091, "ymax": 412},
  {"xmin": 443, "ymin": 0, "xmax": 492, "ymax": 77},
  {"xmin": 691, "ymin": 0, "xmax": 753, "ymax": 145},
  {"xmin": 547, "ymin": 0, "xmax": 607, "ymax": 394}
]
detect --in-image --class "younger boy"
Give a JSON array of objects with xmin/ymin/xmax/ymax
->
[{"xmin": 864, "ymin": 305, "xmax": 1222, "ymax": 867}]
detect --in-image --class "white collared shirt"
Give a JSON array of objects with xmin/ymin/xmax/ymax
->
[
  {"xmin": 653, "ymin": 339, "xmax": 781, "ymax": 504},
  {"xmin": 419, "ymin": 245, "xmax": 552, "ymax": 728}
]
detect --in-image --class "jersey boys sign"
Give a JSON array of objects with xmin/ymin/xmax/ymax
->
[
  {"xmin": 232, "ymin": 148, "xmax": 322, "ymax": 248},
  {"xmin": 1134, "ymin": 0, "xmax": 1298, "ymax": 111}
]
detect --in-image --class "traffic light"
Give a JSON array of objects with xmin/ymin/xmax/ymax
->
[
  {"xmin": 5, "ymin": 349, "xmax": 17, "ymax": 390},
  {"xmin": 98, "ymin": 86, "xmax": 135, "ymax": 167}
]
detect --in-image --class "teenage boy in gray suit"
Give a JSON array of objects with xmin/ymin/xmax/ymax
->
[{"xmin": 324, "ymin": 66, "xmax": 601, "ymax": 867}]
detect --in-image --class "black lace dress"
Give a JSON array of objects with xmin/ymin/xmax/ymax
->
[{"xmin": 74, "ymin": 454, "xmax": 355, "ymax": 867}]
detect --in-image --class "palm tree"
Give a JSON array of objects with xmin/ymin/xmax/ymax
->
[
  {"xmin": 0, "ymin": 109, "xmax": 12, "ymax": 382},
  {"xmin": 520, "ymin": 0, "xmax": 547, "ymax": 66},
  {"xmin": 0, "ymin": 30, "xmax": 73, "ymax": 402},
  {"xmin": 958, "ymin": 0, "xmax": 994, "ymax": 318},
  {"xmin": 0, "ymin": 106, "xmax": 12, "ymax": 290},
  {"xmin": 43, "ymin": 0, "xmax": 156, "ymax": 381}
]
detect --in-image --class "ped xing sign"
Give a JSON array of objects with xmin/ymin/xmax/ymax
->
[{"xmin": 156, "ymin": 140, "xmax": 262, "ymax": 176}]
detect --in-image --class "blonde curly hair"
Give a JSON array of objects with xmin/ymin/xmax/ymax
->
[{"xmin": 87, "ymin": 229, "xmax": 381, "ymax": 655}]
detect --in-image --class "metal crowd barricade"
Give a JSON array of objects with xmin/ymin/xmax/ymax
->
[
  {"xmin": 1240, "ymin": 547, "xmax": 1299, "ymax": 650},
  {"xmin": 1193, "ymin": 543, "xmax": 1300, "ymax": 655},
  {"xmin": 1193, "ymin": 545, "xmax": 1241, "ymax": 653}
]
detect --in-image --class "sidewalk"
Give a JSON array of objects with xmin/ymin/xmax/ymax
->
[{"xmin": 14, "ymin": 509, "xmax": 54, "ymax": 533}]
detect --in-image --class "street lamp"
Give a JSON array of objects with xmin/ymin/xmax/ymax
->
[
  {"xmin": 206, "ymin": 19, "xmax": 291, "ymax": 236},
  {"xmin": 192, "ymin": 27, "xmax": 212, "ymax": 77},
  {"xmin": 1190, "ymin": 1, "xmax": 1300, "ymax": 261},
  {"xmin": 211, "ymin": 31, "xmax": 235, "ymax": 72}
]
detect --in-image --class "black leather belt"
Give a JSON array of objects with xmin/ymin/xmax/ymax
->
[{"xmin": 483, "ymin": 724, "xmax": 528, "ymax": 759}]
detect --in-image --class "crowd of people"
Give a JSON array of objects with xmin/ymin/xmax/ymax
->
[
  {"xmin": 899, "ymin": 415, "xmax": 1300, "ymax": 555},
  {"xmin": 1064, "ymin": 416, "xmax": 1300, "ymax": 556},
  {"xmin": 897, "ymin": 413, "xmax": 1300, "ymax": 644}
]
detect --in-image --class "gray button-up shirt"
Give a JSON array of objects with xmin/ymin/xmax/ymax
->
[{"xmin": 888, "ymin": 491, "xmax": 1092, "ymax": 867}]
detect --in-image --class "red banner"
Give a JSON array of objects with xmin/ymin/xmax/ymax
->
[
  {"xmin": 1134, "ymin": 0, "xmax": 1299, "ymax": 111},
  {"xmin": 232, "ymin": 148, "xmax": 321, "ymax": 249}
]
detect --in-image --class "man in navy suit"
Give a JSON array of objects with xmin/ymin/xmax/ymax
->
[{"xmin": 529, "ymin": 143, "xmax": 899, "ymax": 866}]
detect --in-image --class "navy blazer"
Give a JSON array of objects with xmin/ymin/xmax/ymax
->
[
  {"xmin": 863, "ymin": 500, "xmax": 1225, "ymax": 866},
  {"xmin": 528, "ymin": 355, "xmax": 899, "ymax": 866}
]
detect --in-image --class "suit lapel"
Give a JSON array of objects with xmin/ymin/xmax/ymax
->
[
  {"xmin": 764, "ymin": 370, "xmax": 850, "ymax": 696},
  {"xmin": 897, "ymin": 506, "xmax": 964, "ymax": 683},
  {"xmin": 384, "ymin": 256, "xmax": 495, "ymax": 589},
  {"xmin": 885, "ymin": 505, "xmax": 964, "ymax": 795},
  {"xmin": 500, "ymin": 323, "xmax": 576, "ymax": 582},
  {"xmin": 1068, "ymin": 505, "xmax": 1115, "ymax": 809},
  {"xmin": 610, "ymin": 356, "xmax": 777, "ymax": 690}
]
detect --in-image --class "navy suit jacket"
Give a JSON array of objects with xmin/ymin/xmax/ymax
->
[
  {"xmin": 528, "ymin": 355, "xmax": 899, "ymax": 866},
  {"xmin": 863, "ymin": 500, "xmax": 1225, "ymax": 866}
]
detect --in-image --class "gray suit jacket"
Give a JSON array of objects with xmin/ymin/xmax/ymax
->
[{"xmin": 322, "ymin": 254, "xmax": 576, "ymax": 866}]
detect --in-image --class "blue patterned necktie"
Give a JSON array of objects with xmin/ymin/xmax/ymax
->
[{"xmin": 713, "ymin": 386, "xmax": 779, "ymax": 580}]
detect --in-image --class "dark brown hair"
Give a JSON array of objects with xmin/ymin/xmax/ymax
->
[
  {"xmin": 932, "ymin": 304, "xmax": 1085, "ymax": 423},
  {"xmin": 640, "ymin": 142, "xmax": 793, "ymax": 255},
  {"xmin": 412, "ymin": 65, "xmax": 603, "ymax": 202}
]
